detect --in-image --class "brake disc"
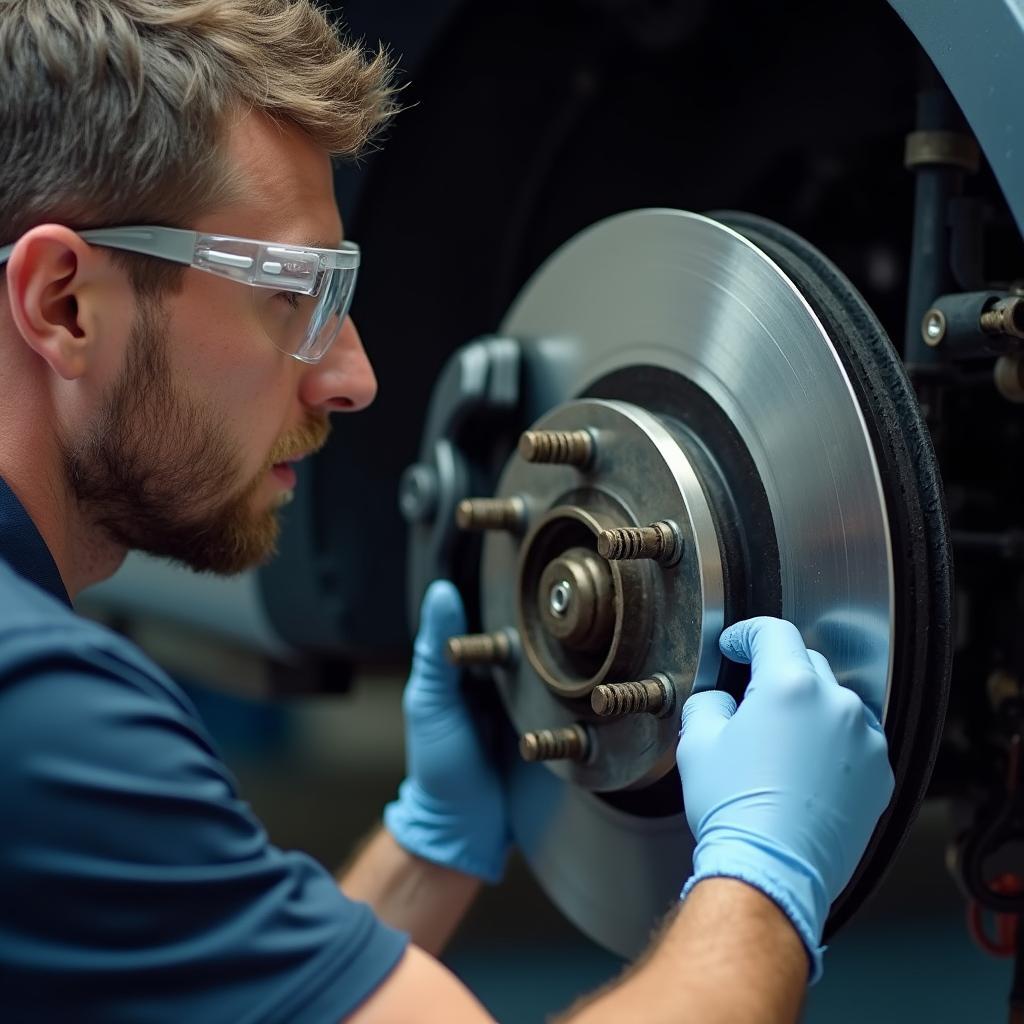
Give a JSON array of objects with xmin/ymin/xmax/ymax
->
[{"xmin": 409, "ymin": 209, "xmax": 952, "ymax": 957}]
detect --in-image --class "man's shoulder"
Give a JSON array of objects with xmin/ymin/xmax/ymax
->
[
  {"xmin": 0, "ymin": 559, "xmax": 232, "ymax": 841},
  {"xmin": 0, "ymin": 565, "xmax": 409, "ymax": 1023},
  {"xmin": 0, "ymin": 557, "xmax": 200, "ymax": 724}
]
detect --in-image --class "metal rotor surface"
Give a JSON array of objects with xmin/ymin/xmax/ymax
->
[{"xmin": 492, "ymin": 209, "xmax": 895, "ymax": 958}]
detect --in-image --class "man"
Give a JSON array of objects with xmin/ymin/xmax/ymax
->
[{"xmin": 0, "ymin": 2, "xmax": 895, "ymax": 1021}]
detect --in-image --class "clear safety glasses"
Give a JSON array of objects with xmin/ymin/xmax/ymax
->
[{"xmin": 0, "ymin": 226, "xmax": 360, "ymax": 364}]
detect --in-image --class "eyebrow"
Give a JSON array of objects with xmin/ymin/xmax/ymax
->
[{"xmin": 291, "ymin": 230, "xmax": 344, "ymax": 250}]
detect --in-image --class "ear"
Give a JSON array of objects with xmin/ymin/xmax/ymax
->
[{"xmin": 4, "ymin": 225, "xmax": 115, "ymax": 381}]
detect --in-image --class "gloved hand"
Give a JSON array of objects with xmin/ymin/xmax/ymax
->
[
  {"xmin": 676, "ymin": 616, "xmax": 895, "ymax": 982},
  {"xmin": 383, "ymin": 580, "xmax": 510, "ymax": 883}
]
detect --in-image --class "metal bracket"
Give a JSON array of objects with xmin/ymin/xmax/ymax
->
[{"xmin": 401, "ymin": 336, "xmax": 522, "ymax": 630}]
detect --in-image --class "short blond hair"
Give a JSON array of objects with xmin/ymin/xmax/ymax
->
[{"xmin": 0, "ymin": 0, "xmax": 398, "ymax": 293}]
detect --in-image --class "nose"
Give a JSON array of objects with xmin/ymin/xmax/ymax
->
[{"xmin": 299, "ymin": 316, "xmax": 378, "ymax": 413}]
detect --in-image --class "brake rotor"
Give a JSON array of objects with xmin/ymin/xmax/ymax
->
[{"xmin": 413, "ymin": 209, "xmax": 952, "ymax": 957}]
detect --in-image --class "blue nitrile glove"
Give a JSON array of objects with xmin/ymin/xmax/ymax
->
[
  {"xmin": 383, "ymin": 580, "xmax": 511, "ymax": 883},
  {"xmin": 676, "ymin": 617, "xmax": 895, "ymax": 982}
]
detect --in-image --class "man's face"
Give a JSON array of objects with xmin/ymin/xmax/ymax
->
[
  {"xmin": 62, "ymin": 112, "xmax": 376, "ymax": 574},
  {"xmin": 62, "ymin": 295, "xmax": 330, "ymax": 574}
]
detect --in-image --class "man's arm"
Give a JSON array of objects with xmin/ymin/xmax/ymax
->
[
  {"xmin": 335, "ymin": 581, "xmax": 506, "ymax": 961},
  {"xmin": 340, "ymin": 826, "xmax": 481, "ymax": 957},
  {"xmin": 348, "ymin": 878, "xmax": 804, "ymax": 1024},
  {"xmin": 558, "ymin": 879, "xmax": 806, "ymax": 1024}
]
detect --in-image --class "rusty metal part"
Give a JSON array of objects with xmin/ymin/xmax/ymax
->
[
  {"xmin": 597, "ymin": 521, "xmax": 683, "ymax": 566},
  {"xmin": 980, "ymin": 297, "xmax": 1024, "ymax": 341},
  {"xmin": 446, "ymin": 629, "xmax": 516, "ymax": 667},
  {"xmin": 591, "ymin": 675, "xmax": 673, "ymax": 718},
  {"xmin": 904, "ymin": 129, "xmax": 981, "ymax": 174},
  {"xmin": 488, "ymin": 398, "xmax": 723, "ymax": 792},
  {"xmin": 516, "ymin": 501, "xmax": 654, "ymax": 703},
  {"xmin": 519, "ymin": 428, "xmax": 594, "ymax": 467},
  {"xmin": 456, "ymin": 496, "xmax": 526, "ymax": 532},
  {"xmin": 519, "ymin": 724, "xmax": 590, "ymax": 763},
  {"xmin": 537, "ymin": 547, "xmax": 615, "ymax": 652}
]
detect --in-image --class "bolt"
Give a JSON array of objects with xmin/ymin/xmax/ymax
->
[
  {"xmin": 446, "ymin": 630, "xmax": 516, "ymax": 667},
  {"xmin": 519, "ymin": 429, "xmax": 594, "ymax": 468},
  {"xmin": 591, "ymin": 676, "xmax": 673, "ymax": 718},
  {"xmin": 980, "ymin": 297, "xmax": 1024, "ymax": 341},
  {"xmin": 549, "ymin": 579, "xmax": 573, "ymax": 617},
  {"xmin": 597, "ymin": 520, "xmax": 683, "ymax": 566},
  {"xmin": 519, "ymin": 724, "xmax": 590, "ymax": 763},
  {"xmin": 922, "ymin": 308, "xmax": 947, "ymax": 347},
  {"xmin": 455, "ymin": 497, "xmax": 526, "ymax": 533}
]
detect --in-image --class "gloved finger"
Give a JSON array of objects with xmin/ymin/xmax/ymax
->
[
  {"xmin": 678, "ymin": 689, "xmax": 737, "ymax": 751},
  {"xmin": 807, "ymin": 649, "xmax": 886, "ymax": 733},
  {"xmin": 806, "ymin": 649, "xmax": 839, "ymax": 686},
  {"xmin": 412, "ymin": 580, "xmax": 467, "ymax": 682},
  {"xmin": 720, "ymin": 617, "xmax": 814, "ymax": 679},
  {"xmin": 861, "ymin": 702, "xmax": 886, "ymax": 735}
]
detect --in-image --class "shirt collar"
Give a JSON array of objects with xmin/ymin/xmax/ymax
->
[{"xmin": 0, "ymin": 475, "xmax": 72, "ymax": 607}]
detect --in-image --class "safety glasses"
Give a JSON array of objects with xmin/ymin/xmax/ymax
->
[{"xmin": 0, "ymin": 226, "xmax": 360, "ymax": 364}]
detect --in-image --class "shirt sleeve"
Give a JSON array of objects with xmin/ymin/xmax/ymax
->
[{"xmin": 0, "ymin": 627, "xmax": 408, "ymax": 1024}]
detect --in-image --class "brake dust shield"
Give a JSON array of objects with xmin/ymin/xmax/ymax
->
[{"xmin": 409, "ymin": 209, "xmax": 952, "ymax": 958}]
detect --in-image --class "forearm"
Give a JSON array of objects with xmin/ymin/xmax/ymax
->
[
  {"xmin": 559, "ymin": 879, "xmax": 808, "ymax": 1024},
  {"xmin": 339, "ymin": 825, "xmax": 482, "ymax": 957}
]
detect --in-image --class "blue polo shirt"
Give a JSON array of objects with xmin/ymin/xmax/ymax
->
[{"xmin": 0, "ymin": 476, "xmax": 407, "ymax": 1022}]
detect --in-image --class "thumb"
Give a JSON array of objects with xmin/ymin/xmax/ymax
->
[
  {"xmin": 678, "ymin": 689, "xmax": 737, "ymax": 753},
  {"xmin": 412, "ymin": 580, "xmax": 467, "ymax": 684}
]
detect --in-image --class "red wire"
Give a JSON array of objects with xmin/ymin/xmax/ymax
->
[{"xmin": 968, "ymin": 874, "xmax": 1023, "ymax": 958}]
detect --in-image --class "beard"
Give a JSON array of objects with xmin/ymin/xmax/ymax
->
[{"xmin": 60, "ymin": 297, "xmax": 329, "ymax": 575}]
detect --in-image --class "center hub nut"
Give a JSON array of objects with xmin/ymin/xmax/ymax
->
[
  {"xmin": 517, "ymin": 502, "xmax": 653, "ymax": 701},
  {"xmin": 538, "ymin": 548, "xmax": 614, "ymax": 652}
]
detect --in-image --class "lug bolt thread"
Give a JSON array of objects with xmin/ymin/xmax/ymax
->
[
  {"xmin": 597, "ymin": 521, "xmax": 682, "ymax": 566},
  {"xmin": 591, "ymin": 678, "xmax": 670, "ymax": 718},
  {"xmin": 455, "ymin": 497, "xmax": 525, "ymax": 533},
  {"xmin": 519, "ymin": 724, "xmax": 589, "ymax": 763},
  {"xmin": 519, "ymin": 429, "xmax": 594, "ymax": 468},
  {"xmin": 446, "ymin": 631, "xmax": 515, "ymax": 667},
  {"xmin": 980, "ymin": 297, "xmax": 1024, "ymax": 341}
]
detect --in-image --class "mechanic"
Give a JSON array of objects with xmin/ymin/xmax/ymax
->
[{"xmin": 0, "ymin": 2, "xmax": 895, "ymax": 1022}]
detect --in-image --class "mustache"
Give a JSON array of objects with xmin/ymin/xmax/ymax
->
[{"xmin": 266, "ymin": 415, "xmax": 332, "ymax": 467}]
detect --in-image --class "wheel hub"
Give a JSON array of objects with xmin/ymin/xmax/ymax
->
[
  {"xmin": 487, "ymin": 397, "xmax": 724, "ymax": 792},
  {"xmin": 405, "ymin": 208, "xmax": 952, "ymax": 959}
]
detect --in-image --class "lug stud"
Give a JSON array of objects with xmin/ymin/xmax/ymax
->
[
  {"xmin": 455, "ymin": 497, "xmax": 526, "ymax": 533},
  {"xmin": 591, "ymin": 676, "xmax": 673, "ymax": 718},
  {"xmin": 446, "ymin": 630, "xmax": 516, "ymax": 667},
  {"xmin": 519, "ymin": 429, "xmax": 594, "ymax": 468},
  {"xmin": 597, "ymin": 520, "xmax": 682, "ymax": 566},
  {"xmin": 519, "ymin": 724, "xmax": 590, "ymax": 763}
]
